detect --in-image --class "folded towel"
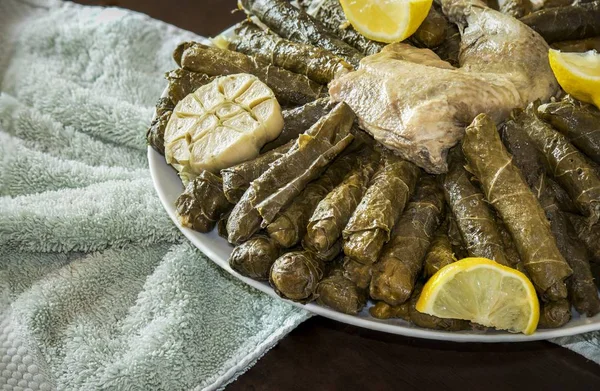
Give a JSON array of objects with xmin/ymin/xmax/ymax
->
[
  {"xmin": 0, "ymin": 1, "xmax": 309, "ymax": 389},
  {"xmin": 1, "ymin": 1, "xmax": 599, "ymax": 390}
]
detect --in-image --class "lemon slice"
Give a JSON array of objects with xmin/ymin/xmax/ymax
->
[
  {"xmin": 340, "ymin": 0, "xmax": 433, "ymax": 43},
  {"xmin": 416, "ymin": 258, "xmax": 540, "ymax": 335},
  {"xmin": 549, "ymin": 49, "xmax": 600, "ymax": 109}
]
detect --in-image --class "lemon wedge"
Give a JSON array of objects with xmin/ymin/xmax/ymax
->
[
  {"xmin": 416, "ymin": 258, "xmax": 540, "ymax": 335},
  {"xmin": 549, "ymin": 49, "xmax": 600, "ymax": 109},
  {"xmin": 340, "ymin": 0, "xmax": 433, "ymax": 43}
]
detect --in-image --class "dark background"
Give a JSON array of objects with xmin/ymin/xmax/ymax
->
[{"xmin": 74, "ymin": 0, "xmax": 600, "ymax": 389}]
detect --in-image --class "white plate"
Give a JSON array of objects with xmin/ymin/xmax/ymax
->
[{"xmin": 148, "ymin": 31, "xmax": 600, "ymax": 342}]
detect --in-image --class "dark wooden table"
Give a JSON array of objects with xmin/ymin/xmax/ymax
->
[{"xmin": 74, "ymin": 1, "xmax": 600, "ymax": 389}]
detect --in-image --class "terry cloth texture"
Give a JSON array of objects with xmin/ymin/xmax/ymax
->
[{"xmin": 0, "ymin": 1, "xmax": 309, "ymax": 390}]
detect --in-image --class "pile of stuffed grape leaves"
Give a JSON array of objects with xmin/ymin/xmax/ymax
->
[{"xmin": 146, "ymin": 0, "xmax": 600, "ymax": 336}]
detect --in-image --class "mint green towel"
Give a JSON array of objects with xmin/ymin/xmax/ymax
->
[
  {"xmin": 0, "ymin": 1, "xmax": 308, "ymax": 389},
  {"xmin": 1, "ymin": 1, "xmax": 599, "ymax": 390}
]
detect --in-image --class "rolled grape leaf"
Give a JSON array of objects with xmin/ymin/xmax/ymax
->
[
  {"xmin": 538, "ymin": 299, "xmax": 571, "ymax": 329},
  {"xmin": 538, "ymin": 96, "xmax": 600, "ymax": 165},
  {"xmin": 175, "ymin": 170, "xmax": 232, "ymax": 233},
  {"xmin": 503, "ymin": 116, "xmax": 600, "ymax": 315},
  {"xmin": 313, "ymin": 238, "xmax": 344, "ymax": 263},
  {"xmin": 370, "ymin": 285, "xmax": 470, "ymax": 331},
  {"xmin": 239, "ymin": 0, "xmax": 364, "ymax": 67},
  {"xmin": 568, "ymin": 213, "xmax": 600, "ymax": 264},
  {"xmin": 304, "ymin": 149, "xmax": 380, "ymax": 253},
  {"xmin": 343, "ymin": 152, "xmax": 420, "ymax": 265},
  {"xmin": 434, "ymin": 24, "xmax": 460, "ymax": 67},
  {"xmin": 300, "ymin": 0, "xmax": 385, "ymax": 56},
  {"xmin": 423, "ymin": 223, "xmax": 456, "ymax": 279},
  {"xmin": 516, "ymin": 104, "xmax": 600, "ymax": 225},
  {"xmin": 462, "ymin": 113, "xmax": 572, "ymax": 301},
  {"xmin": 174, "ymin": 42, "xmax": 327, "ymax": 106},
  {"xmin": 369, "ymin": 301, "xmax": 409, "ymax": 320},
  {"xmin": 217, "ymin": 212, "xmax": 230, "ymax": 239},
  {"xmin": 316, "ymin": 261, "xmax": 367, "ymax": 315},
  {"xmin": 261, "ymin": 98, "xmax": 335, "ymax": 153},
  {"xmin": 231, "ymin": 21, "xmax": 352, "ymax": 84},
  {"xmin": 538, "ymin": 0, "xmax": 575, "ymax": 8},
  {"xmin": 410, "ymin": 6, "xmax": 449, "ymax": 48},
  {"xmin": 155, "ymin": 97, "xmax": 175, "ymax": 118},
  {"xmin": 442, "ymin": 149, "xmax": 511, "ymax": 266},
  {"xmin": 147, "ymin": 107, "xmax": 172, "ymax": 155},
  {"xmin": 147, "ymin": 70, "xmax": 213, "ymax": 154},
  {"xmin": 553, "ymin": 216, "xmax": 600, "ymax": 316},
  {"xmin": 447, "ymin": 215, "xmax": 469, "ymax": 259},
  {"xmin": 221, "ymin": 141, "xmax": 294, "ymax": 204},
  {"xmin": 548, "ymin": 178, "xmax": 580, "ymax": 215},
  {"xmin": 497, "ymin": 0, "xmax": 532, "ymax": 18},
  {"xmin": 226, "ymin": 102, "xmax": 355, "ymax": 244},
  {"xmin": 229, "ymin": 235, "xmax": 281, "ymax": 280},
  {"xmin": 520, "ymin": 2, "xmax": 600, "ymax": 44},
  {"xmin": 342, "ymin": 256, "xmax": 372, "ymax": 290},
  {"xmin": 266, "ymin": 151, "xmax": 357, "ymax": 247},
  {"xmin": 269, "ymin": 250, "xmax": 326, "ymax": 302},
  {"xmin": 551, "ymin": 37, "xmax": 600, "ymax": 53},
  {"xmin": 165, "ymin": 68, "xmax": 214, "ymax": 104},
  {"xmin": 369, "ymin": 176, "xmax": 445, "ymax": 306},
  {"xmin": 495, "ymin": 217, "xmax": 526, "ymax": 273}
]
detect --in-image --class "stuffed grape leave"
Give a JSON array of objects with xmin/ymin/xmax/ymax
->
[
  {"xmin": 568, "ymin": 213, "xmax": 600, "ymax": 264},
  {"xmin": 343, "ymin": 152, "xmax": 420, "ymax": 265},
  {"xmin": 370, "ymin": 284, "xmax": 470, "ymax": 331},
  {"xmin": 496, "ymin": 218, "xmax": 527, "ymax": 273},
  {"xmin": 423, "ymin": 222, "xmax": 456, "ymax": 279},
  {"xmin": 503, "ymin": 116, "xmax": 600, "ymax": 315},
  {"xmin": 300, "ymin": 0, "xmax": 385, "ymax": 56},
  {"xmin": 165, "ymin": 68, "xmax": 214, "ymax": 104},
  {"xmin": 462, "ymin": 114, "xmax": 572, "ymax": 301},
  {"xmin": 442, "ymin": 149, "xmax": 512, "ymax": 266},
  {"xmin": 147, "ymin": 70, "xmax": 214, "ymax": 154},
  {"xmin": 269, "ymin": 250, "xmax": 326, "ymax": 302},
  {"xmin": 174, "ymin": 42, "xmax": 327, "ymax": 106},
  {"xmin": 221, "ymin": 141, "xmax": 293, "ymax": 204},
  {"xmin": 304, "ymin": 149, "xmax": 380, "ymax": 253},
  {"xmin": 434, "ymin": 24, "xmax": 460, "ymax": 67},
  {"xmin": 410, "ymin": 6, "xmax": 448, "ymax": 49},
  {"xmin": 217, "ymin": 212, "xmax": 230, "ymax": 239},
  {"xmin": 538, "ymin": 96, "xmax": 600, "ymax": 165},
  {"xmin": 516, "ymin": 104, "xmax": 600, "ymax": 225},
  {"xmin": 266, "ymin": 151, "xmax": 357, "ymax": 248},
  {"xmin": 551, "ymin": 37, "xmax": 600, "ymax": 53},
  {"xmin": 538, "ymin": 300, "xmax": 571, "ymax": 329},
  {"xmin": 147, "ymin": 106, "xmax": 172, "ymax": 154},
  {"xmin": 313, "ymin": 238, "xmax": 344, "ymax": 263},
  {"xmin": 261, "ymin": 99, "xmax": 335, "ymax": 153},
  {"xmin": 231, "ymin": 21, "xmax": 352, "ymax": 84},
  {"xmin": 226, "ymin": 102, "xmax": 355, "ymax": 244},
  {"xmin": 447, "ymin": 215, "xmax": 469, "ymax": 259},
  {"xmin": 175, "ymin": 171, "xmax": 232, "ymax": 233},
  {"xmin": 239, "ymin": 0, "xmax": 364, "ymax": 67},
  {"xmin": 229, "ymin": 235, "xmax": 281, "ymax": 280},
  {"xmin": 498, "ymin": 0, "xmax": 532, "ymax": 18},
  {"xmin": 342, "ymin": 257, "xmax": 373, "ymax": 290},
  {"xmin": 520, "ymin": 2, "xmax": 600, "ymax": 44},
  {"xmin": 369, "ymin": 176, "xmax": 445, "ymax": 306},
  {"xmin": 316, "ymin": 261, "xmax": 367, "ymax": 315}
]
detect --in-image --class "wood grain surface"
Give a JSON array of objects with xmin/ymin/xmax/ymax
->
[{"xmin": 71, "ymin": 1, "xmax": 600, "ymax": 389}]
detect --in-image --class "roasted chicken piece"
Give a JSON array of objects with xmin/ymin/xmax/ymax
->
[{"xmin": 329, "ymin": 0, "xmax": 558, "ymax": 173}]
